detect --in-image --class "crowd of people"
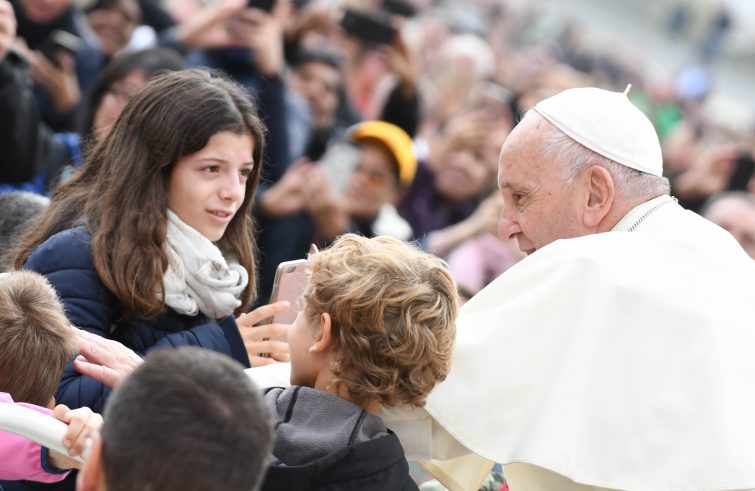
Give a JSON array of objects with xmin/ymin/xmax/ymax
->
[{"xmin": 1, "ymin": 0, "xmax": 754, "ymax": 490}]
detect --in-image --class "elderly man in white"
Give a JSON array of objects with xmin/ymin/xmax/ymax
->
[
  {"xmin": 71, "ymin": 86, "xmax": 755, "ymax": 491},
  {"xmin": 406, "ymin": 86, "xmax": 755, "ymax": 491}
]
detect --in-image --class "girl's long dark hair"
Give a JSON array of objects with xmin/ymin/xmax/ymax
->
[{"xmin": 16, "ymin": 68, "xmax": 267, "ymax": 319}]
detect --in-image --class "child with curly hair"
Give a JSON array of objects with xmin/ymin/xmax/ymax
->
[{"xmin": 261, "ymin": 234, "xmax": 458, "ymax": 491}]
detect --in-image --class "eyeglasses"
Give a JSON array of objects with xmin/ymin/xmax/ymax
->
[{"xmin": 352, "ymin": 165, "xmax": 397, "ymax": 190}]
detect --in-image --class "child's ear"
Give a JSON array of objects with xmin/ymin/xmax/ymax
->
[
  {"xmin": 308, "ymin": 313, "xmax": 333, "ymax": 354},
  {"xmin": 76, "ymin": 434, "xmax": 105, "ymax": 491}
]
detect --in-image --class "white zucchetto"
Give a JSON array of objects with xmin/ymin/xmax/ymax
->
[{"xmin": 533, "ymin": 86, "xmax": 664, "ymax": 177}]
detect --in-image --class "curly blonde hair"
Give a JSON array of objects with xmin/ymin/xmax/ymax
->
[{"xmin": 301, "ymin": 234, "xmax": 458, "ymax": 408}]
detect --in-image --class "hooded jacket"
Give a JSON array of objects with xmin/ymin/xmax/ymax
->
[{"xmin": 261, "ymin": 386, "xmax": 418, "ymax": 491}]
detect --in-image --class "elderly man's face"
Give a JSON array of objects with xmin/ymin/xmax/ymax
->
[{"xmin": 497, "ymin": 114, "xmax": 590, "ymax": 254}]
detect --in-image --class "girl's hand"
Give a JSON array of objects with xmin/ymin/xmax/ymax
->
[{"xmin": 237, "ymin": 301, "xmax": 291, "ymax": 366}]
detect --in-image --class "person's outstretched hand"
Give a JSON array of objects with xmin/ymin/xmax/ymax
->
[{"xmin": 73, "ymin": 329, "xmax": 143, "ymax": 388}]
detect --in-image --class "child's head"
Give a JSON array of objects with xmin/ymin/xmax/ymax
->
[
  {"xmin": 79, "ymin": 347, "xmax": 273, "ymax": 491},
  {"xmin": 0, "ymin": 271, "xmax": 76, "ymax": 406},
  {"xmin": 289, "ymin": 234, "xmax": 458, "ymax": 409}
]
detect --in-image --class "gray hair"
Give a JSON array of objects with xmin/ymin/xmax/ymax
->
[{"xmin": 540, "ymin": 121, "xmax": 670, "ymax": 199}]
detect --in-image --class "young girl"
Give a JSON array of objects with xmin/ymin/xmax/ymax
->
[{"xmin": 15, "ymin": 68, "xmax": 289, "ymax": 413}]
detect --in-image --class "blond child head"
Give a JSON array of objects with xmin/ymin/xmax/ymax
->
[
  {"xmin": 288, "ymin": 234, "xmax": 458, "ymax": 409},
  {"xmin": 0, "ymin": 271, "xmax": 77, "ymax": 406}
]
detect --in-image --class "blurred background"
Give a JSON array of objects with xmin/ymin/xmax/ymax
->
[{"xmin": 529, "ymin": 0, "xmax": 755, "ymax": 127}]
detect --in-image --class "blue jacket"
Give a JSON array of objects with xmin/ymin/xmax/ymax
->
[{"xmin": 23, "ymin": 226, "xmax": 251, "ymax": 413}]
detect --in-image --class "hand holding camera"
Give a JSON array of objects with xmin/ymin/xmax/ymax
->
[
  {"xmin": 27, "ymin": 31, "xmax": 82, "ymax": 115},
  {"xmin": 229, "ymin": 4, "xmax": 284, "ymax": 76},
  {"xmin": 174, "ymin": 0, "xmax": 245, "ymax": 49}
]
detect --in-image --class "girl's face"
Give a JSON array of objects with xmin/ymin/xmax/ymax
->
[{"xmin": 167, "ymin": 131, "xmax": 255, "ymax": 242}]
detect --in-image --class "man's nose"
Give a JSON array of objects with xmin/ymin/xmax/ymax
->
[{"xmin": 498, "ymin": 212, "xmax": 521, "ymax": 241}]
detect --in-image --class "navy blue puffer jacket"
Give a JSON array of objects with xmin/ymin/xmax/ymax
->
[{"xmin": 23, "ymin": 226, "xmax": 251, "ymax": 413}]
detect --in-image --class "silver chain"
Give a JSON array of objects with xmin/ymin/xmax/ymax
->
[{"xmin": 627, "ymin": 197, "xmax": 677, "ymax": 232}]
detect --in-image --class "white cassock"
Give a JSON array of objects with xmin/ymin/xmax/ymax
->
[
  {"xmin": 421, "ymin": 195, "xmax": 755, "ymax": 491},
  {"xmin": 247, "ymin": 195, "xmax": 755, "ymax": 491}
]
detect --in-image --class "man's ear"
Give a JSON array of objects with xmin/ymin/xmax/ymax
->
[
  {"xmin": 308, "ymin": 313, "xmax": 333, "ymax": 354},
  {"xmin": 583, "ymin": 165, "xmax": 615, "ymax": 228},
  {"xmin": 76, "ymin": 434, "xmax": 105, "ymax": 491}
]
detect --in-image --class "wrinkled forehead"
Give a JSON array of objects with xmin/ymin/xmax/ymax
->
[{"xmin": 497, "ymin": 112, "xmax": 551, "ymax": 180}]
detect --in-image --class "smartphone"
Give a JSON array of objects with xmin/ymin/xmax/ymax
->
[
  {"xmin": 340, "ymin": 8, "xmax": 397, "ymax": 45},
  {"xmin": 37, "ymin": 30, "xmax": 83, "ymax": 67},
  {"xmin": 728, "ymin": 153, "xmax": 755, "ymax": 191},
  {"xmin": 247, "ymin": 0, "xmax": 275, "ymax": 12},
  {"xmin": 382, "ymin": 0, "xmax": 416, "ymax": 18},
  {"xmin": 318, "ymin": 141, "xmax": 362, "ymax": 195},
  {"xmin": 267, "ymin": 258, "xmax": 309, "ymax": 326}
]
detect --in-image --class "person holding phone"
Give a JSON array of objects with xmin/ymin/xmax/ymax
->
[
  {"xmin": 159, "ymin": 0, "xmax": 300, "ymax": 184},
  {"xmin": 0, "ymin": 46, "xmax": 185, "ymax": 195},
  {"xmin": 8, "ymin": 0, "xmax": 103, "ymax": 130},
  {"xmin": 14, "ymin": 69, "xmax": 290, "ymax": 416}
]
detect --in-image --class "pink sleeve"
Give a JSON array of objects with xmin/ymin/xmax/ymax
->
[{"xmin": 0, "ymin": 393, "xmax": 70, "ymax": 483}]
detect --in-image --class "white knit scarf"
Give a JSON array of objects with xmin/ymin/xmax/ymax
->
[{"xmin": 162, "ymin": 210, "xmax": 248, "ymax": 319}]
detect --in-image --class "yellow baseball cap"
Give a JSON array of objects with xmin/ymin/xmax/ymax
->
[{"xmin": 349, "ymin": 121, "xmax": 417, "ymax": 186}]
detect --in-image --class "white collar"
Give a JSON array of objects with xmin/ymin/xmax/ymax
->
[{"xmin": 611, "ymin": 195, "xmax": 676, "ymax": 232}]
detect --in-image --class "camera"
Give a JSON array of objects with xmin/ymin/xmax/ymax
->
[
  {"xmin": 339, "ymin": 8, "xmax": 397, "ymax": 46},
  {"xmin": 37, "ymin": 30, "xmax": 83, "ymax": 67},
  {"xmin": 247, "ymin": 0, "xmax": 275, "ymax": 12},
  {"xmin": 382, "ymin": 0, "xmax": 416, "ymax": 18}
]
